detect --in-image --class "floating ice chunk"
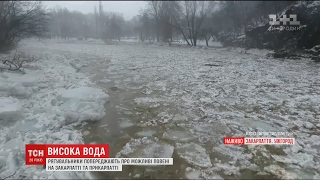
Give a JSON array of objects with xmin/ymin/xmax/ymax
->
[
  {"xmin": 293, "ymin": 153, "xmax": 315, "ymax": 168},
  {"xmin": 58, "ymin": 99, "xmax": 106, "ymax": 122},
  {"xmin": 291, "ymin": 143, "xmax": 303, "ymax": 153},
  {"xmin": 55, "ymin": 87, "xmax": 109, "ymax": 123},
  {"xmin": 116, "ymin": 137, "xmax": 174, "ymax": 160},
  {"xmin": 193, "ymin": 122, "xmax": 231, "ymax": 136},
  {"xmin": 6, "ymin": 152, "xmax": 20, "ymax": 174},
  {"xmin": 119, "ymin": 118, "xmax": 134, "ymax": 128},
  {"xmin": 202, "ymin": 173, "xmax": 224, "ymax": 180},
  {"xmin": 99, "ymin": 123, "xmax": 108, "ymax": 128},
  {"xmin": 214, "ymin": 163, "xmax": 240, "ymax": 176},
  {"xmin": 172, "ymin": 114, "xmax": 187, "ymax": 122},
  {"xmin": 200, "ymin": 97, "xmax": 212, "ymax": 104},
  {"xmin": 147, "ymin": 81, "xmax": 166, "ymax": 91},
  {"xmin": 4, "ymin": 71, "xmax": 40, "ymax": 87},
  {"xmin": 0, "ymin": 97, "xmax": 22, "ymax": 122},
  {"xmin": 313, "ymin": 174, "xmax": 320, "ymax": 179},
  {"xmin": 98, "ymin": 79, "xmax": 111, "ymax": 84},
  {"xmin": 136, "ymin": 130, "xmax": 156, "ymax": 137},
  {"xmin": 185, "ymin": 168, "xmax": 202, "ymax": 179},
  {"xmin": 241, "ymin": 118, "xmax": 279, "ymax": 132},
  {"xmin": 14, "ymin": 119, "xmax": 38, "ymax": 133},
  {"xmin": 264, "ymin": 165, "xmax": 298, "ymax": 179},
  {"xmin": 175, "ymin": 142, "xmax": 212, "ymax": 168},
  {"xmin": 57, "ymin": 87, "xmax": 109, "ymax": 103},
  {"xmin": 0, "ymin": 151, "xmax": 10, "ymax": 165},
  {"xmin": 246, "ymin": 164, "xmax": 260, "ymax": 172},
  {"xmin": 212, "ymin": 144, "xmax": 249, "ymax": 161},
  {"xmin": 62, "ymin": 112, "xmax": 80, "ymax": 125},
  {"xmin": 163, "ymin": 129, "xmax": 195, "ymax": 142},
  {"xmin": 0, "ymin": 79, "xmax": 32, "ymax": 98},
  {"xmin": 303, "ymin": 122, "xmax": 314, "ymax": 129},
  {"xmin": 157, "ymin": 112, "xmax": 172, "ymax": 121},
  {"xmin": 83, "ymin": 131, "xmax": 90, "ymax": 136},
  {"xmin": 271, "ymin": 153, "xmax": 314, "ymax": 168},
  {"xmin": 3, "ymin": 138, "xmax": 24, "ymax": 152},
  {"xmin": 7, "ymin": 84, "xmax": 33, "ymax": 98},
  {"xmin": 134, "ymin": 97, "xmax": 163, "ymax": 108}
]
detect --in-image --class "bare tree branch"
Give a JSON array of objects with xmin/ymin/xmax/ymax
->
[
  {"xmin": 170, "ymin": 1, "xmax": 216, "ymax": 46},
  {"xmin": 0, "ymin": 1, "xmax": 48, "ymax": 50},
  {"xmin": 0, "ymin": 51, "xmax": 38, "ymax": 73}
]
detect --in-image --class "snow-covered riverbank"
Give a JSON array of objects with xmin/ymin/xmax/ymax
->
[{"xmin": 0, "ymin": 39, "xmax": 109, "ymax": 179}]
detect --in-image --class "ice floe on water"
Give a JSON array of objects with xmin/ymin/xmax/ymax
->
[
  {"xmin": 2, "ymin": 38, "xmax": 320, "ymax": 179},
  {"xmin": 0, "ymin": 97, "xmax": 22, "ymax": 124},
  {"xmin": 162, "ymin": 129, "xmax": 195, "ymax": 142},
  {"xmin": 136, "ymin": 130, "xmax": 156, "ymax": 137},
  {"xmin": 146, "ymin": 81, "xmax": 167, "ymax": 91},
  {"xmin": 119, "ymin": 118, "xmax": 134, "ymax": 128},
  {"xmin": 0, "ymin": 39, "xmax": 110, "ymax": 179},
  {"xmin": 116, "ymin": 137, "xmax": 174, "ymax": 159},
  {"xmin": 96, "ymin": 41, "xmax": 320, "ymax": 178},
  {"xmin": 263, "ymin": 165, "xmax": 298, "ymax": 179},
  {"xmin": 55, "ymin": 87, "xmax": 109, "ymax": 122},
  {"xmin": 175, "ymin": 142, "xmax": 212, "ymax": 168},
  {"xmin": 57, "ymin": 87, "xmax": 109, "ymax": 103},
  {"xmin": 172, "ymin": 114, "xmax": 187, "ymax": 123},
  {"xmin": 133, "ymin": 97, "xmax": 164, "ymax": 108},
  {"xmin": 185, "ymin": 167, "xmax": 202, "ymax": 179}
]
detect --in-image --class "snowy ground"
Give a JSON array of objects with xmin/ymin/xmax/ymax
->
[
  {"xmin": 0, "ymin": 39, "xmax": 109, "ymax": 179},
  {"xmin": 1, "ymin": 38, "xmax": 320, "ymax": 179}
]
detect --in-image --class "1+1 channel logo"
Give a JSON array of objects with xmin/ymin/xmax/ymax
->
[{"xmin": 268, "ymin": 14, "xmax": 301, "ymax": 31}]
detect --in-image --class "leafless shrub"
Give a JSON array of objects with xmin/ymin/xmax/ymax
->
[
  {"xmin": 0, "ymin": 1, "xmax": 48, "ymax": 51},
  {"xmin": 0, "ymin": 50, "xmax": 39, "ymax": 73}
]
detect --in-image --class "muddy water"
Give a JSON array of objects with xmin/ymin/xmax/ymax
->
[
  {"xmin": 78, "ymin": 59, "xmax": 283, "ymax": 179},
  {"xmin": 72, "ymin": 43, "xmax": 320, "ymax": 180},
  {"xmin": 20, "ymin": 39, "xmax": 318, "ymax": 179},
  {"xmin": 79, "ymin": 63, "xmax": 188, "ymax": 179}
]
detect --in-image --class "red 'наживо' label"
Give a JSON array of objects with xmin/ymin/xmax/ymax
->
[
  {"xmin": 223, "ymin": 137, "xmax": 245, "ymax": 145},
  {"xmin": 223, "ymin": 137, "xmax": 295, "ymax": 145},
  {"xmin": 25, "ymin": 144, "xmax": 109, "ymax": 165}
]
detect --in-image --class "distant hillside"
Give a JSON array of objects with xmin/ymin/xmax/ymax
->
[{"xmin": 246, "ymin": 1, "xmax": 320, "ymax": 60}]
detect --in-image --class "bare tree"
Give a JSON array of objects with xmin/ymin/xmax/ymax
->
[
  {"xmin": 98, "ymin": 1, "xmax": 104, "ymax": 39},
  {"xmin": 138, "ymin": 11, "xmax": 152, "ymax": 42},
  {"xmin": 146, "ymin": 1, "xmax": 164, "ymax": 42},
  {"xmin": 0, "ymin": 50, "xmax": 38, "ymax": 73},
  {"xmin": 171, "ymin": 1, "xmax": 216, "ymax": 46},
  {"xmin": 0, "ymin": 1, "xmax": 47, "ymax": 50},
  {"xmin": 159, "ymin": 1, "xmax": 176, "ymax": 42},
  {"xmin": 105, "ymin": 12, "xmax": 125, "ymax": 41},
  {"xmin": 94, "ymin": 5, "xmax": 98, "ymax": 39},
  {"xmin": 199, "ymin": 29, "xmax": 212, "ymax": 47}
]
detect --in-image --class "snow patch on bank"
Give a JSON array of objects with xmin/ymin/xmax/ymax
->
[
  {"xmin": 0, "ymin": 40, "xmax": 109, "ymax": 179},
  {"xmin": 0, "ymin": 97, "xmax": 22, "ymax": 123}
]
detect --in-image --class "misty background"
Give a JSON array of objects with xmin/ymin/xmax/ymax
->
[
  {"xmin": 1, "ymin": 1, "xmax": 319, "ymax": 57},
  {"xmin": 43, "ymin": 1, "xmax": 146, "ymax": 20}
]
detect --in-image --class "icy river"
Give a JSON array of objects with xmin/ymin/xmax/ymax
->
[{"xmin": 1, "ymin": 38, "xmax": 320, "ymax": 179}]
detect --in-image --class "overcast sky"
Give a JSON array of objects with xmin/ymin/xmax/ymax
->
[{"xmin": 43, "ymin": 1, "xmax": 146, "ymax": 20}]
